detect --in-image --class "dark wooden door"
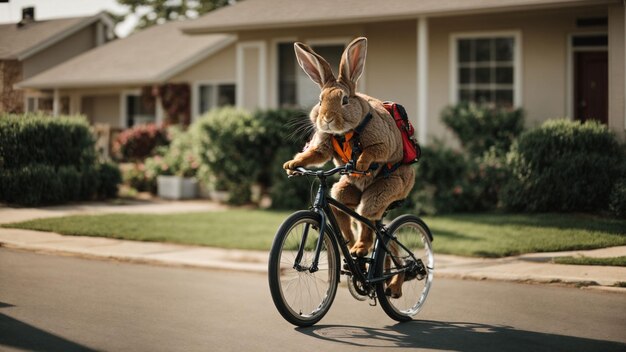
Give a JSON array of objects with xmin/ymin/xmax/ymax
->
[{"xmin": 574, "ymin": 51, "xmax": 608, "ymax": 124}]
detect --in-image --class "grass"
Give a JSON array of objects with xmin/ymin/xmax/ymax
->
[
  {"xmin": 3, "ymin": 211, "xmax": 625, "ymax": 258},
  {"xmin": 552, "ymin": 256, "xmax": 626, "ymax": 267}
]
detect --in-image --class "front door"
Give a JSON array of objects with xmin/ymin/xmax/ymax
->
[{"xmin": 574, "ymin": 51, "xmax": 608, "ymax": 124}]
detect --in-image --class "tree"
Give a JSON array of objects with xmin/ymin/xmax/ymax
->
[{"xmin": 117, "ymin": 0, "xmax": 234, "ymax": 31}]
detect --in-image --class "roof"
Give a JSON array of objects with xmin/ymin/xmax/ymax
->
[
  {"xmin": 182, "ymin": 0, "xmax": 618, "ymax": 34},
  {"xmin": 0, "ymin": 12, "xmax": 114, "ymax": 60},
  {"xmin": 17, "ymin": 20, "xmax": 236, "ymax": 89}
]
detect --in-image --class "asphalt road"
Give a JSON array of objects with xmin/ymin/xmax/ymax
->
[{"xmin": 1, "ymin": 248, "xmax": 625, "ymax": 352}]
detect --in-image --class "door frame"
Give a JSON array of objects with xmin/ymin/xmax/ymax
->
[{"xmin": 566, "ymin": 32, "xmax": 608, "ymax": 120}]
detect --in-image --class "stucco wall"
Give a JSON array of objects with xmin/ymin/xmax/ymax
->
[
  {"xmin": 22, "ymin": 23, "xmax": 97, "ymax": 79},
  {"xmin": 608, "ymin": 4, "xmax": 625, "ymax": 140},
  {"xmin": 169, "ymin": 44, "xmax": 237, "ymax": 83},
  {"xmin": 81, "ymin": 94, "xmax": 121, "ymax": 128}
]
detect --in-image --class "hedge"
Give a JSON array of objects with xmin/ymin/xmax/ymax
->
[
  {"xmin": 502, "ymin": 119, "xmax": 625, "ymax": 212},
  {"xmin": 0, "ymin": 113, "xmax": 96, "ymax": 168},
  {"xmin": 0, "ymin": 114, "xmax": 121, "ymax": 205}
]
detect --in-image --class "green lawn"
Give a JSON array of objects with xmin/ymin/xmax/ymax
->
[
  {"xmin": 3, "ymin": 211, "xmax": 625, "ymax": 258},
  {"xmin": 553, "ymin": 256, "xmax": 626, "ymax": 267}
]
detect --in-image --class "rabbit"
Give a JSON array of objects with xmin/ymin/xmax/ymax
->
[{"xmin": 283, "ymin": 37, "xmax": 415, "ymax": 298}]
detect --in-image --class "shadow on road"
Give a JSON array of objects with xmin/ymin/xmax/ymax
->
[
  {"xmin": 0, "ymin": 302, "xmax": 97, "ymax": 352},
  {"xmin": 296, "ymin": 320, "xmax": 626, "ymax": 352}
]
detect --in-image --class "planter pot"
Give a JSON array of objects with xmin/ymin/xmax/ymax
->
[{"xmin": 157, "ymin": 176, "xmax": 198, "ymax": 200}]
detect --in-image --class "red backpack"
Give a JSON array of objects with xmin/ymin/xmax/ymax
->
[{"xmin": 383, "ymin": 102, "xmax": 421, "ymax": 164}]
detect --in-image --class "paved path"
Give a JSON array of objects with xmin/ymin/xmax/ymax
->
[
  {"xmin": 1, "ymin": 248, "xmax": 625, "ymax": 352},
  {"xmin": 1, "ymin": 201, "xmax": 625, "ymax": 292}
]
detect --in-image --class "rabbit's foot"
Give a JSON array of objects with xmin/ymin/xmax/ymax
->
[
  {"xmin": 385, "ymin": 273, "xmax": 404, "ymax": 299},
  {"xmin": 350, "ymin": 240, "xmax": 372, "ymax": 257}
]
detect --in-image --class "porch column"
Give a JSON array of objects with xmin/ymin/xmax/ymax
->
[
  {"xmin": 52, "ymin": 88, "xmax": 60, "ymax": 117},
  {"xmin": 608, "ymin": 3, "xmax": 626, "ymax": 140},
  {"xmin": 417, "ymin": 17, "xmax": 429, "ymax": 144},
  {"xmin": 155, "ymin": 95, "xmax": 165, "ymax": 125}
]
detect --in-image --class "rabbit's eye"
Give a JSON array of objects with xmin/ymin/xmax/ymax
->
[{"xmin": 342, "ymin": 96, "xmax": 349, "ymax": 105}]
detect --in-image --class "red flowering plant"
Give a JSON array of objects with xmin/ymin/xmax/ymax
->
[
  {"xmin": 144, "ymin": 127, "xmax": 199, "ymax": 179},
  {"xmin": 113, "ymin": 123, "xmax": 169, "ymax": 161}
]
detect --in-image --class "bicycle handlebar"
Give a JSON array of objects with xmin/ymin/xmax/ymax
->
[{"xmin": 288, "ymin": 163, "xmax": 370, "ymax": 178}]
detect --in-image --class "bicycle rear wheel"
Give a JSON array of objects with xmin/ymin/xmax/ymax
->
[
  {"xmin": 375, "ymin": 215, "xmax": 434, "ymax": 322},
  {"xmin": 268, "ymin": 210, "xmax": 339, "ymax": 327}
]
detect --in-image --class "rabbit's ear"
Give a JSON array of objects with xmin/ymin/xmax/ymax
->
[
  {"xmin": 294, "ymin": 42, "xmax": 336, "ymax": 89},
  {"xmin": 339, "ymin": 37, "xmax": 367, "ymax": 90}
]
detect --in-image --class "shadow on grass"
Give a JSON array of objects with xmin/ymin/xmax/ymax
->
[
  {"xmin": 0, "ymin": 302, "xmax": 96, "ymax": 352},
  {"xmin": 296, "ymin": 320, "xmax": 626, "ymax": 352},
  {"xmin": 437, "ymin": 213, "xmax": 626, "ymax": 236}
]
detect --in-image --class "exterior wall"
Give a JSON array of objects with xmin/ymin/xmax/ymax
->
[
  {"xmin": 169, "ymin": 44, "xmax": 236, "ymax": 83},
  {"xmin": 608, "ymin": 4, "xmax": 625, "ymax": 140},
  {"xmin": 0, "ymin": 60, "xmax": 23, "ymax": 113},
  {"xmin": 22, "ymin": 23, "xmax": 98, "ymax": 79},
  {"xmin": 364, "ymin": 21, "xmax": 417, "ymax": 128},
  {"xmin": 81, "ymin": 94, "xmax": 121, "ymax": 128},
  {"xmin": 428, "ymin": 6, "xmax": 609, "ymax": 142}
]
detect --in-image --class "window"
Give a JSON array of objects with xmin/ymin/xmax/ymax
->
[
  {"xmin": 453, "ymin": 34, "xmax": 519, "ymax": 107},
  {"xmin": 198, "ymin": 83, "xmax": 236, "ymax": 115},
  {"xmin": 25, "ymin": 93, "xmax": 69, "ymax": 115},
  {"xmin": 277, "ymin": 42, "xmax": 344, "ymax": 108},
  {"xmin": 125, "ymin": 93, "xmax": 155, "ymax": 127}
]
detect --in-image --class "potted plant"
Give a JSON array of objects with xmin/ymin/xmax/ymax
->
[{"xmin": 151, "ymin": 128, "xmax": 200, "ymax": 200}]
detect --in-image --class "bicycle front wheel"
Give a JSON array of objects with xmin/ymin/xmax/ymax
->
[
  {"xmin": 268, "ymin": 210, "xmax": 339, "ymax": 327},
  {"xmin": 375, "ymin": 215, "xmax": 434, "ymax": 322}
]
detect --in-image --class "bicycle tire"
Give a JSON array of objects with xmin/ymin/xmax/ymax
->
[
  {"xmin": 268, "ymin": 210, "xmax": 340, "ymax": 327},
  {"xmin": 375, "ymin": 214, "xmax": 434, "ymax": 322}
]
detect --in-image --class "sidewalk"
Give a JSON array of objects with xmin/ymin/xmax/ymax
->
[{"xmin": 1, "ymin": 201, "xmax": 625, "ymax": 293}]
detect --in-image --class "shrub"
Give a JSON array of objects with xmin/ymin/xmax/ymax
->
[
  {"xmin": 0, "ymin": 114, "xmax": 121, "ymax": 205},
  {"xmin": 502, "ymin": 119, "xmax": 625, "ymax": 212},
  {"xmin": 192, "ymin": 107, "xmax": 264, "ymax": 204},
  {"xmin": 441, "ymin": 103, "xmax": 524, "ymax": 157},
  {"xmin": 112, "ymin": 123, "xmax": 169, "ymax": 161},
  {"xmin": 609, "ymin": 179, "xmax": 626, "ymax": 219},
  {"xmin": 253, "ymin": 108, "xmax": 309, "ymax": 188},
  {"xmin": 97, "ymin": 162, "xmax": 122, "ymax": 199},
  {"xmin": 0, "ymin": 114, "xmax": 96, "ymax": 168},
  {"xmin": 269, "ymin": 147, "xmax": 313, "ymax": 209}
]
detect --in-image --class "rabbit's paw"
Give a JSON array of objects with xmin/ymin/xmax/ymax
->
[
  {"xmin": 350, "ymin": 240, "xmax": 371, "ymax": 257},
  {"xmin": 283, "ymin": 159, "xmax": 302, "ymax": 173},
  {"xmin": 385, "ymin": 272, "xmax": 404, "ymax": 298}
]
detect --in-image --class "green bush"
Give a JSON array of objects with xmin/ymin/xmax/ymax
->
[
  {"xmin": 192, "ymin": 107, "xmax": 264, "ymax": 204},
  {"xmin": 97, "ymin": 162, "xmax": 122, "ymax": 199},
  {"xmin": 269, "ymin": 147, "xmax": 313, "ymax": 209},
  {"xmin": 502, "ymin": 120, "xmax": 625, "ymax": 212},
  {"xmin": 190, "ymin": 107, "xmax": 311, "ymax": 206},
  {"xmin": 0, "ymin": 114, "xmax": 96, "ymax": 168},
  {"xmin": 0, "ymin": 114, "xmax": 121, "ymax": 205},
  {"xmin": 441, "ymin": 103, "xmax": 524, "ymax": 157},
  {"xmin": 608, "ymin": 179, "xmax": 626, "ymax": 219}
]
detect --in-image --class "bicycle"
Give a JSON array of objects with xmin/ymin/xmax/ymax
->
[{"xmin": 268, "ymin": 165, "xmax": 434, "ymax": 327}]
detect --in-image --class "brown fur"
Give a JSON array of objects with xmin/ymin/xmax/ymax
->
[{"xmin": 283, "ymin": 37, "xmax": 415, "ymax": 298}]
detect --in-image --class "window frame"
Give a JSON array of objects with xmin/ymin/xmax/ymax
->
[
  {"xmin": 273, "ymin": 37, "xmax": 359, "ymax": 108},
  {"xmin": 120, "ymin": 89, "xmax": 157, "ymax": 128},
  {"xmin": 449, "ymin": 30, "xmax": 522, "ymax": 107},
  {"xmin": 192, "ymin": 80, "xmax": 237, "ymax": 120}
]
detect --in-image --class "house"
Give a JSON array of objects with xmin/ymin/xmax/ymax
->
[
  {"xmin": 16, "ymin": 19, "xmax": 236, "ymax": 129},
  {"xmin": 17, "ymin": 0, "xmax": 625, "ymax": 143},
  {"xmin": 0, "ymin": 8, "xmax": 115, "ymax": 114},
  {"xmin": 181, "ymin": 0, "xmax": 625, "ymax": 142}
]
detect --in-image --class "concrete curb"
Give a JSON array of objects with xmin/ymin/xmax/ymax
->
[{"xmin": 1, "ymin": 228, "xmax": 624, "ymax": 293}]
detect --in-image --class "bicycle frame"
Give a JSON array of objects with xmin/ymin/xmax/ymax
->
[{"xmin": 291, "ymin": 169, "xmax": 418, "ymax": 289}]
